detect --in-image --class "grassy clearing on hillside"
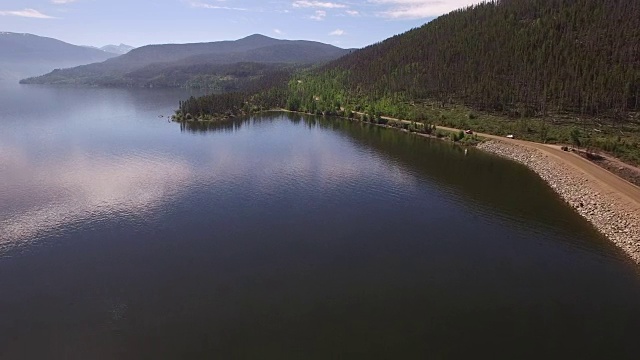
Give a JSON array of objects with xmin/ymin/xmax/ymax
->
[{"xmin": 400, "ymin": 102, "xmax": 640, "ymax": 165}]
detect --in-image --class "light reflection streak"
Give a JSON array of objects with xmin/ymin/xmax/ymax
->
[
  {"xmin": 0, "ymin": 120, "xmax": 420, "ymax": 253},
  {"xmin": 0, "ymin": 148, "xmax": 192, "ymax": 253}
]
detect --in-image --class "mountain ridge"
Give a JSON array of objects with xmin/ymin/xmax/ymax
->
[
  {"xmin": 21, "ymin": 34, "xmax": 351, "ymax": 87},
  {"xmin": 0, "ymin": 32, "xmax": 118, "ymax": 81}
]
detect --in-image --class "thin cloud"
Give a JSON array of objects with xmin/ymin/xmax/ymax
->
[
  {"xmin": 293, "ymin": 1, "xmax": 352, "ymax": 21},
  {"xmin": 51, "ymin": 0, "xmax": 79, "ymax": 4},
  {"xmin": 346, "ymin": 10, "xmax": 359, "ymax": 16},
  {"xmin": 0, "ymin": 8, "xmax": 55, "ymax": 19},
  {"xmin": 293, "ymin": 1, "xmax": 347, "ymax": 9},
  {"xmin": 188, "ymin": 1, "xmax": 248, "ymax": 11},
  {"xmin": 371, "ymin": 0, "xmax": 485, "ymax": 19},
  {"xmin": 329, "ymin": 29, "xmax": 345, "ymax": 36},
  {"xmin": 310, "ymin": 10, "xmax": 326, "ymax": 20},
  {"xmin": 274, "ymin": 29, "xmax": 284, "ymax": 35}
]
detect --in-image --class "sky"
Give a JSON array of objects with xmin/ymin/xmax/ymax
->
[{"xmin": 0, "ymin": 1, "xmax": 485, "ymax": 49}]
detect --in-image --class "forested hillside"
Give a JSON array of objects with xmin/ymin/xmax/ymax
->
[
  {"xmin": 313, "ymin": 0, "xmax": 639, "ymax": 117},
  {"xmin": 178, "ymin": 0, "xmax": 640, "ymax": 162}
]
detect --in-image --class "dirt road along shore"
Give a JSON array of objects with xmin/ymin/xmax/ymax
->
[
  {"xmin": 376, "ymin": 115, "xmax": 640, "ymax": 263},
  {"xmin": 475, "ymin": 139, "xmax": 640, "ymax": 263}
]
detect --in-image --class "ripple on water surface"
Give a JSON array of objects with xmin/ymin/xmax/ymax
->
[{"xmin": 0, "ymin": 92, "xmax": 639, "ymax": 359}]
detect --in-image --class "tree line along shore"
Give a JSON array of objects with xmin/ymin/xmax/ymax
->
[{"xmin": 174, "ymin": 0, "xmax": 640, "ymax": 165}]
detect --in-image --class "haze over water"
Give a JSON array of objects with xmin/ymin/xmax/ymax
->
[{"xmin": 1, "ymin": 84, "xmax": 640, "ymax": 358}]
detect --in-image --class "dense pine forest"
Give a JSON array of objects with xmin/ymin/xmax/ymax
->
[
  {"xmin": 178, "ymin": 0, "xmax": 640, "ymax": 162},
  {"xmin": 320, "ymin": 0, "xmax": 640, "ymax": 116}
]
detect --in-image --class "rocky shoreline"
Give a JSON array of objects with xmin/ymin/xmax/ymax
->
[{"xmin": 477, "ymin": 140, "xmax": 640, "ymax": 264}]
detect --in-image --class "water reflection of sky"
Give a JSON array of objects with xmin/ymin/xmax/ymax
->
[
  {"xmin": 0, "ymin": 84, "xmax": 620, "ymax": 263},
  {"xmin": 0, "ymin": 86, "xmax": 420, "ymax": 254},
  {"xmin": 0, "ymin": 145, "xmax": 193, "ymax": 252},
  {"xmin": 0, "ymin": 131, "xmax": 417, "ymax": 254},
  {"xmin": 3, "ymin": 87, "xmax": 640, "ymax": 360},
  {"xmin": 0, "ymin": 85, "xmax": 201, "ymax": 252}
]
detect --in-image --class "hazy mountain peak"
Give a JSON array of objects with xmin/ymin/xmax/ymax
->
[
  {"xmin": 240, "ymin": 34, "xmax": 275, "ymax": 41},
  {"xmin": 0, "ymin": 32, "xmax": 119, "ymax": 81},
  {"xmin": 100, "ymin": 43, "xmax": 135, "ymax": 55},
  {"xmin": 233, "ymin": 34, "xmax": 282, "ymax": 47}
]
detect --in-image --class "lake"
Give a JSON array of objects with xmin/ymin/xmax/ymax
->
[{"xmin": 1, "ymin": 84, "xmax": 640, "ymax": 359}]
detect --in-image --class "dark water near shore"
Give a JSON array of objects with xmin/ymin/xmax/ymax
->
[{"xmin": 1, "ymin": 84, "xmax": 640, "ymax": 359}]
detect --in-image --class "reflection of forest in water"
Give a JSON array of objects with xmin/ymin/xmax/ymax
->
[
  {"xmin": 176, "ymin": 111, "xmax": 609, "ymax": 252},
  {"xmin": 177, "ymin": 112, "xmax": 297, "ymax": 134}
]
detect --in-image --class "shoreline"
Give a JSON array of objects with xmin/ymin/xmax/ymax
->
[
  {"xmin": 330, "ymin": 111, "xmax": 640, "ymax": 264},
  {"xmin": 173, "ymin": 109, "xmax": 640, "ymax": 263},
  {"xmin": 477, "ymin": 140, "xmax": 640, "ymax": 263},
  {"xmin": 304, "ymin": 110, "xmax": 640, "ymax": 264}
]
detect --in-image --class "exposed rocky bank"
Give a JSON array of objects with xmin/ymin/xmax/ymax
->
[{"xmin": 478, "ymin": 140, "xmax": 640, "ymax": 264}]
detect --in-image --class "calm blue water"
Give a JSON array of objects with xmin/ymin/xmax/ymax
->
[{"xmin": 1, "ymin": 84, "xmax": 639, "ymax": 359}]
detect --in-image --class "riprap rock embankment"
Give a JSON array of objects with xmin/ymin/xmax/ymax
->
[{"xmin": 478, "ymin": 140, "xmax": 640, "ymax": 263}]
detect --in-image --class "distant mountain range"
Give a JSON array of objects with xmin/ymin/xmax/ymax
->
[
  {"xmin": 21, "ymin": 34, "xmax": 352, "ymax": 88},
  {"xmin": 100, "ymin": 44, "xmax": 135, "ymax": 55},
  {"xmin": 0, "ymin": 32, "xmax": 118, "ymax": 82},
  {"xmin": 82, "ymin": 44, "xmax": 135, "ymax": 55}
]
